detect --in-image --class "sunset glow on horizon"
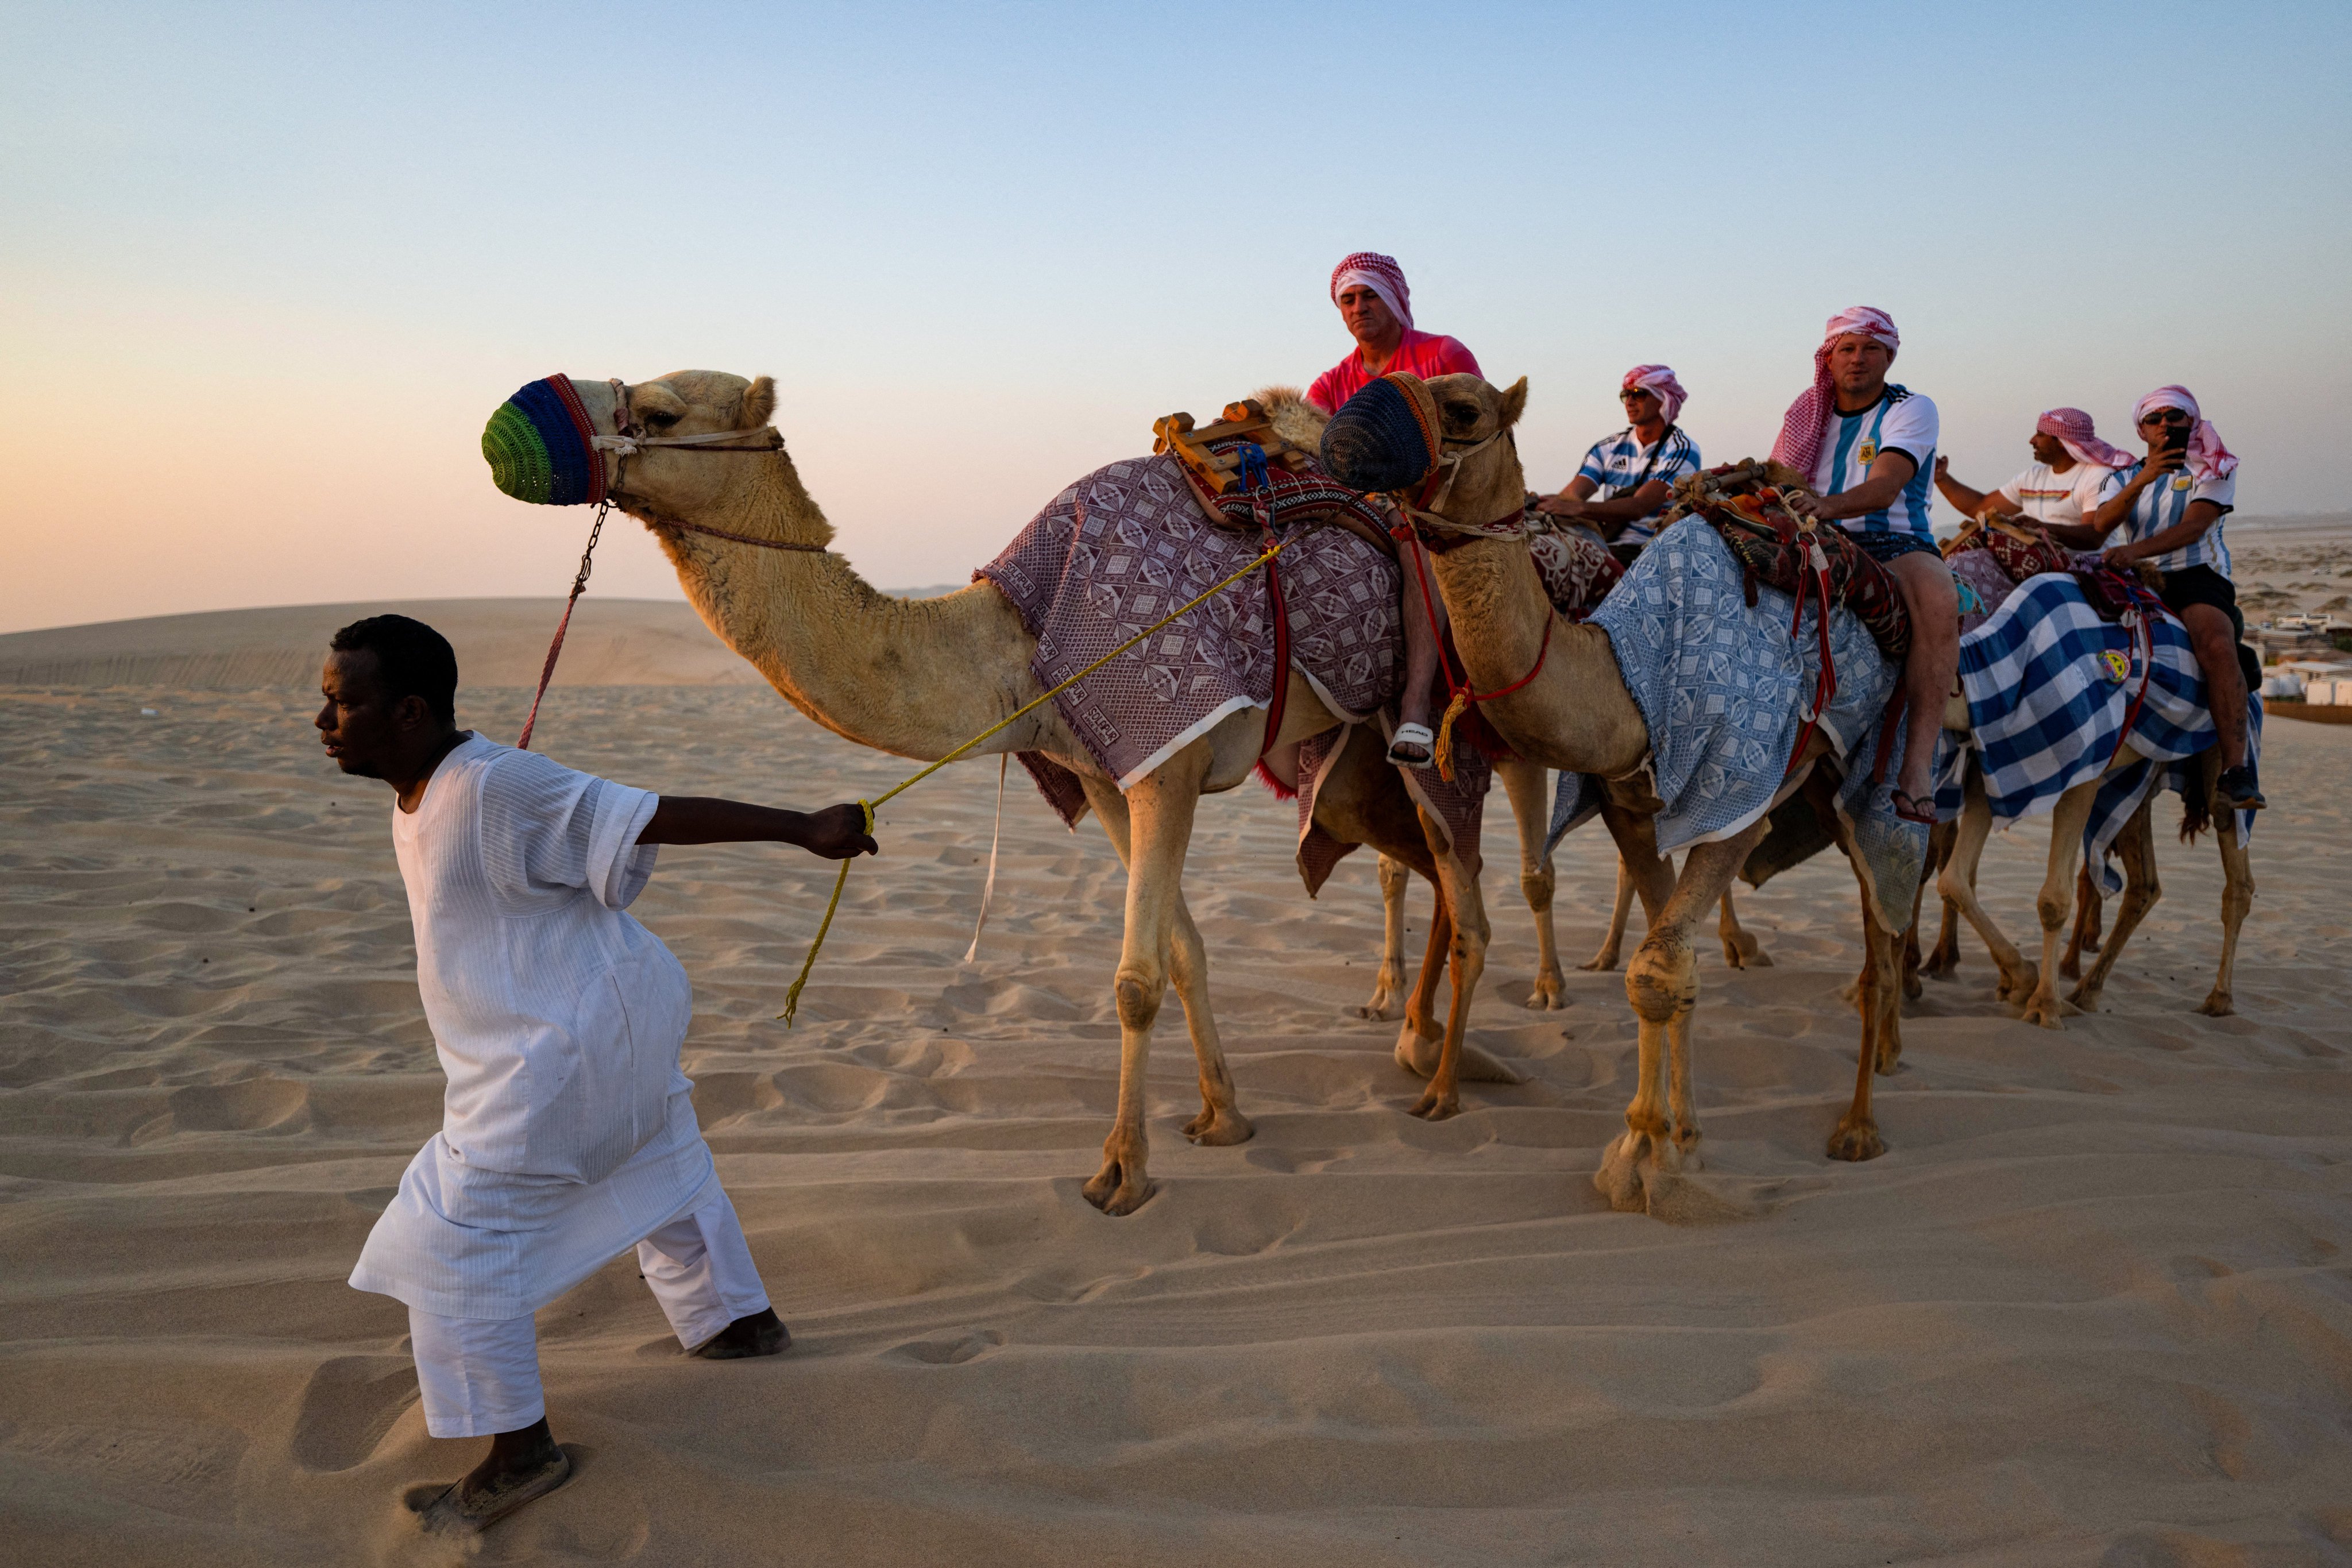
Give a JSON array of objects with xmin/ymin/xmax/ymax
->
[{"xmin": 5, "ymin": 0, "xmax": 2346, "ymax": 634}]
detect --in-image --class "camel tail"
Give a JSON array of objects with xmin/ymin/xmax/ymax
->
[{"xmin": 2180, "ymin": 790, "xmax": 2212, "ymax": 845}]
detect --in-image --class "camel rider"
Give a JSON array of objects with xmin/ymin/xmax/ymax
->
[
  {"xmin": 320, "ymin": 615, "xmax": 876, "ymax": 1535},
  {"xmin": 1933, "ymin": 407, "xmax": 2134, "ymax": 529},
  {"xmin": 1536, "ymin": 364, "xmax": 1702, "ymax": 565},
  {"xmin": 2048, "ymin": 387, "xmax": 2261, "ymax": 810},
  {"xmin": 1306, "ymin": 252, "xmax": 1484, "ymax": 768},
  {"xmin": 1775, "ymin": 306, "xmax": 1955, "ymax": 825}
]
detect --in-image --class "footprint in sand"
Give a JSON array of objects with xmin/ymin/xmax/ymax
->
[
  {"xmin": 889, "ymin": 1328, "xmax": 1004, "ymax": 1366},
  {"xmin": 164, "ymin": 1077, "xmax": 311, "ymax": 1133},
  {"xmin": 290, "ymin": 1355, "xmax": 420, "ymax": 1472}
]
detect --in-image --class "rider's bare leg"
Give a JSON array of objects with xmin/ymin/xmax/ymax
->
[
  {"xmin": 1399, "ymin": 537, "xmax": 1447, "ymax": 737},
  {"xmin": 1882, "ymin": 551, "xmax": 1959, "ymax": 805}
]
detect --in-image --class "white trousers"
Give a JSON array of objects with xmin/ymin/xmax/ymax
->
[{"xmin": 408, "ymin": 1187, "xmax": 770, "ymax": 1438}]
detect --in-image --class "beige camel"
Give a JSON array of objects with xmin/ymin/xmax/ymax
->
[
  {"xmin": 1926, "ymin": 748, "xmax": 2253, "ymax": 1021},
  {"xmin": 1320, "ymin": 373, "xmax": 1908, "ymax": 1211},
  {"xmin": 523, "ymin": 370, "xmax": 1511, "ymax": 1216}
]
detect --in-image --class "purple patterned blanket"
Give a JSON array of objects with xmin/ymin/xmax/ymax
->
[{"xmin": 977, "ymin": 453, "xmax": 1495, "ymax": 891}]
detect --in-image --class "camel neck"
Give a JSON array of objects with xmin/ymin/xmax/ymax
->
[{"xmin": 644, "ymin": 461, "xmax": 1047, "ymax": 763}]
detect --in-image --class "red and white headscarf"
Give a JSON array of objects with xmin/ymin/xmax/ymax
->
[
  {"xmin": 1330, "ymin": 252, "xmax": 1413, "ymax": 331},
  {"xmin": 1769, "ymin": 306, "xmax": 1901, "ymax": 478},
  {"xmin": 2132, "ymin": 385, "xmax": 2238, "ymax": 484},
  {"xmin": 2034, "ymin": 407, "xmax": 2134, "ymax": 472},
  {"xmin": 1621, "ymin": 364, "xmax": 1687, "ymax": 425}
]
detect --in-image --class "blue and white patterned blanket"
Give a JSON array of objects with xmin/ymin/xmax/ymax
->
[
  {"xmin": 1932, "ymin": 570, "xmax": 2259, "ymax": 893},
  {"xmin": 1546, "ymin": 516, "xmax": 1926, "ymax": 928}
]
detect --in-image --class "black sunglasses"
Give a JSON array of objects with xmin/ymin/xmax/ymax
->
[{"xmin": 2139, "ymin": 408, "xmax": 2192, "ymax": 426}]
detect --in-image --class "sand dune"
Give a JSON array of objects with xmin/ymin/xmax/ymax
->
[{"xmin": 5, "ymin": 601, "xmax": 2352, "ymax": 1565}]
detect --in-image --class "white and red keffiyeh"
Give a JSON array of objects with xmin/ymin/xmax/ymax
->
[
  {"xmin": 1769, "ymin": 306, "xmax": 1901, "ymax": 480},
  {"xmin": 1330, "ymin": 252, "xmax": 1414, "ymax": 330},
  {"xmin": 1621, "ymin": 364, "xmax": 1687, "ymax": 424},
  {"xmin": 2036, "ymin": 407, "xmax": 2134, "ymax": 471},
  {"xmin": 2133, "ymin": 385, "xmax": 2239, "ymax": 484}
]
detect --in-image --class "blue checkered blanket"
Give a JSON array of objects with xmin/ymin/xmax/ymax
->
[
  {"xmin": 2082, "ymin": 699, "xmax": 2261, "ymax": 893},
  {"xmin": 1546, "ymin": 516, "xmax": 1927, "ymax": 928},
  {"xmin": 1930, "ymin": 570, "xmax": 2259, "ymax": 893}
]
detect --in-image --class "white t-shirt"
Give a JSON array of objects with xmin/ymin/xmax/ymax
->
[{"xmin": 1995, "ymin": 461, "xmax": 2115, "ymax": 528}]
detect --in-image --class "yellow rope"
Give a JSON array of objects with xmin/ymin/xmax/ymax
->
[{"xmin": 778, "ymin": 538, "xmax": 1287, "ymax": 1024}]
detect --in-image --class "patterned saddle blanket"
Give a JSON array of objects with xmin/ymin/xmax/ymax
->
[
  {"xmin": 1669, "ymin": 465, "xmax": 1913, "ymax": 666},
  {"xmin": 976, "ymin": 451, "xmax": 1493, "ymax": 892},
  {"xmin": 1946, "ymin": 522, "xmax": 2154, "ymax": 635}
]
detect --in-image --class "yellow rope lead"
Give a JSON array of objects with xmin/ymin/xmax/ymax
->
[{"xmin": 778, "ymin": 539, "xmax": 1287, "ymax": 1024}]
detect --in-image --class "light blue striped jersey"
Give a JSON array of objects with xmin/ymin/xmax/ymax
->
[
  {"xmin": 2095, "ymin": 460, "xmax": 2235, "ymax": 576},
  {"xmin": 1811, "ymin": 385, "xmax": 1938, "ymax": 539},
  {"xmin": 1575, "ymin": 426, "xmax": 1702, "ymax": 546}
]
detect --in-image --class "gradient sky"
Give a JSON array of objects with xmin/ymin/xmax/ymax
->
[{"xmin": 5, "ymin": 0, "xmax": 2346, "ymax": 634}]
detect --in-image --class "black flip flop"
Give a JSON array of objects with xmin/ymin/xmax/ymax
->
[{"xmin": 1890, "ymin": 789, "xmax": 1936, "ymax": 826}]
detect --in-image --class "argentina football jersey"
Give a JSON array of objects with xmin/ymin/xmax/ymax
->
[
  {"xmin": 1575, "ymin": 426, "xmax": 1702, "ymax": 546},
  {"xmin": 1813, "ymin": 385, "xmax": 1938, "ymax": 538},
  {"xmin": 2097, "ymin": 461, "xmax": 2235, "ymax": 575}
]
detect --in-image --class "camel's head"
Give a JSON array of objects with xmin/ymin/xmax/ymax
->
[
  {"xmin": 482, "ymin": 370, "xmax": 781, "ymax": 520},
  {"xmin": 1318, "ymin": 372, "xmax": 1528, "ymax": 519}
]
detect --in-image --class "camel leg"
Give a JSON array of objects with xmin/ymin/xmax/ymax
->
[
  {"xmin": 1358, "ymin": 853, "xmax": 1411, "ymax": 1020},
  {"xmin": 1075, "ymin": 750, "xmax": 1219, "ymax": 1215},
  {"xmin": 1829, "ymin": 889, "xmax": 1901, "ymax": 1161},
  {"xmin": 2060, "ymin": 863, "xmax": 2104, "ymax": 980},
  {"xmin": 1581, "ymin": 855, "xmax": 1640, "ymax": 972},
  {"xmin": 1596, "ymin": 822, "xmax": 1766, "ymax": 1212},
  {"xmin": 1718, "ymin": 889, "xmax": 1772, "ymax": 970},
  {"xmin": 1496, "ymin": 755, "xmax": 1566, "ymax": 1009},
  {"xmin": 2068, "ymin": 798, "xmax": 2158, "ymax": 1014},
  {"xmin": 1937, "ymin": 771, "xmax": 2037, "ymax": 1003},
  {"xmin": 2199, "ymin": 755, "xmax": 2256, "ymax": 1018},
  {"xmin": 1920, "ymin": 815, "xmax": 1963, "ymax": 978},
  {"xmin": 1406, "ymin": 806, "xmax": 1493, "ymax": 1121},
  {"xmin": 1392, "ymin": 891, "xmax": 1453, "ymax": 1074},
  {"xmin": 2016, "ymin": 779, "xmax": 2102, "ymax": 1030}
]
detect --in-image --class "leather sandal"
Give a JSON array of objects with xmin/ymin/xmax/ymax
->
[{"xmin": 1387, "ymin": 723, "xmax": 1435, "ymax": 767}]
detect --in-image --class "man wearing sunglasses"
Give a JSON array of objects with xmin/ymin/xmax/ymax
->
[
  {"xmin": 1536, "ymin": 365, "xmax": 1701, "ymax": 565},
  {"xmin": 2048, "ymin": 386, "xmax": 2260, "ymax": 809}
]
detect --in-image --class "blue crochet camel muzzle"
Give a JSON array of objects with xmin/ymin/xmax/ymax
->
[
  {"xmin": 1318, "ymin": 373, "xmax": 1443, "ymax": 496},
  {"xmin": 482, "ymin": 374, "xmax": 608, "ymax": 506}
]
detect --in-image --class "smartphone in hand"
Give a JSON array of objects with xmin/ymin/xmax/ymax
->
[{"xmin": 2161, "ymin": 422, "xmax": 2192, "ymax": 454}]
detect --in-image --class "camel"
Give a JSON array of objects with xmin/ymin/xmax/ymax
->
[
  {"xmin": 497, "ymin": 370, "xmax": 1517, "ymax": 1216},
  {"xmin": 1317, "ymin": 373, "xmax": 1912, "ymax": 1212}
]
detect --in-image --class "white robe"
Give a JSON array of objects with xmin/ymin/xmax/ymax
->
[{"xmin": 350, "ymin": 736, "xmax": 720, "ymax": 1320}]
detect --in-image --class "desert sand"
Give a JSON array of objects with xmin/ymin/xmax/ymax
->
[{"xmin": 5, "ymin": 585, "xmax": 2352, "ymax": 1567}]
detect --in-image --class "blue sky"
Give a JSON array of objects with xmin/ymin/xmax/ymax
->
[{"xmin": 4, "ymin": 0, "xmax": 2346, "ymax": 631}]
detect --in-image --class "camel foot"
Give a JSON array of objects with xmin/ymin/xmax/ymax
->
[
  {"xmin": 1354, "ymin": 985, "xmax": 1403, "ymax": 1022},
  {"xmin": 1594, "ymin": 1128, "xmax": 1660, "ymax": 1212},
  {"xmin": 1393, "ymin": 1024, "xmax": 1525, "ymax": 1084},
  {"xmin": 2065, "ymin": 982, "xmax": 2105, "ymax": 1014},
  {"xmin": 1577, "ymin": 947, "xmax": 1621, "ymax": 974},
  {"xmin": 1523, "ymin": 968, "xmax": 1567, "ymax": 1010},
  {"xmin": 1406, "ymin": 1084, "xmax": 1462, "ymax": 1121},
  {"xmin": 2196, "ymin": 991, "xmax": 2235, "ymax": 1018},
  {"xmin": 2017, "ymin": 989, "xmax": 2076, "ymax": 1030},
  {"xmin": 1996, "ymin": 962, "xmax": 2040, "ymax": 1005},
  {"xmin": 1181, "ymin": 1106, "xmax": 1253, "ymax": 1146},
  {"xmin": 1921, "ymin": 943, "xmax": 1960, "ymax": 979},
  {"xmin": 1826, "ymin": 1114, "xmax": 1884, "ymax": 1163},
  {"xmin": 1081, "ymin": 1153, "xmax": 1156, "ymax": 1216},
  {"xmin": 1596, "ymin": 1127, "xmax": 1730, "ymax": 1219},
  {"xmin": 1720, "ymin": 936, "xmax": 1772, "ymax": 970},
  {"xmin": 1902, "ymin": 969, "xmax": 1923, "ymax": 1002}
]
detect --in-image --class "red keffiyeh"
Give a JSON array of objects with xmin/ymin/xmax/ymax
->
[
  {"xmin": 1769, "ymin": 307, "xmax": 1900, "ymax": 480},
  {"xmin": 1330, "ymin": 252, "xmax": 1414, "ymax": 330},
  {"xmin": 2132, "ymin": 385, "xmax": 2239, "ymax": 484},
  {"xmin": 2035, "ymin": 407, "xmax": 2134, "ymax": 471},
  {"xmin": 1621, "ymin": 363, "xmax": 1686, "ymax": 424}
]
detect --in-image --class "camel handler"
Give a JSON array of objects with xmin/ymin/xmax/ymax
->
[
  {"xmin": 1535, "ymin": 364, "xmax": 1703, "ymax": 565},
  {"xmin": 317, "ymin": 614, "xmax": 875, "ymax": 1535},
  {"xmin": 2045, "ymin": 387, "xmax": 2262, "ymax": 809},
  {"xmin": 1305, "ymin": 251, "xmax": 1484, "ymax": 767},
  {"xmin": 1775, "ymin": 306, "xmax": 1954, "ymax": 824},
  {"xmin": 1932, "ymin": 406, "xmax": 2134, "ymax": 528}
]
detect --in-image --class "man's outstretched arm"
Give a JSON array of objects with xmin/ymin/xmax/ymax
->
[{"xmin": 639, "ymin": 797, "xmax": 878, "ymax": 859}]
